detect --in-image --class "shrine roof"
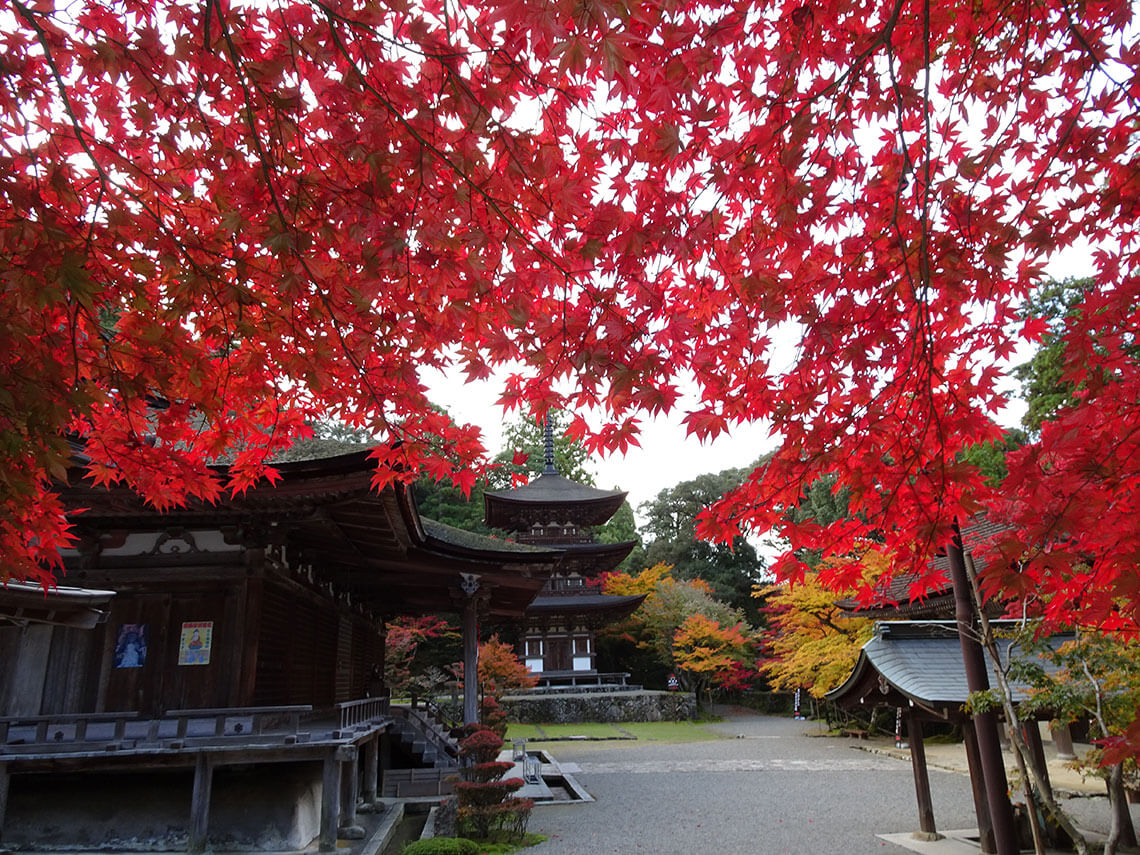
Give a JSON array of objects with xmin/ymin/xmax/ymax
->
[
  {"xmin": 827, "ymin": 621, "xmax": 1069, "ymax": 715},
  {"xmin": 0, "ymin": 581, "xmax": 115, "ymax": 630},
  {"xmin": 419, "ymin": 517, "xmax": 557, "ymax": 556},
  {"xmin": 484, "ymin": 474, "xmax": 628, "ymax": 530},
  {"xmin": 58, "ymin": 448, "xmax": 563, "ymax": 619}
]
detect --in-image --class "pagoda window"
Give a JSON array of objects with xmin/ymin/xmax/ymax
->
[
  {"xmin": 573, "ymin": 636, "xmax": 590, "ymax": 655},
  {"xmin": 526, "ymin": 638, "xmax": 543, "ymax": 658}
]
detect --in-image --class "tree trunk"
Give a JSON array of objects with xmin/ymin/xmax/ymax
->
[{"xmin": 962, "ymin": 555, "xmax": 1089, "ymax": 855}]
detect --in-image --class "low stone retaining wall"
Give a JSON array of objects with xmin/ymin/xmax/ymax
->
[{"xmin": 500, "ymin": 690, "xmax": 697, "ymax": 724}]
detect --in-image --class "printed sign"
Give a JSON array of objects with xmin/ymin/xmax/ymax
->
[
  {"xmin": 113, "ymin": 624, "xmax": 147, "ymax": 668},
  {"xmin": 178, "ymin": 621, "xmax": 213, "ymax": 665}
]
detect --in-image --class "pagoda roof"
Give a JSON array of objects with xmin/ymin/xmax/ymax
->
[
  {"xmin": 556, "ymin": 540, "xmax": 637, "ymax": 576},
  {"xmin": 58, "ymin": 448, "xmax": 563, "ymax": 620},
  {"xmin": 525, "ymin": 592, "xmax": 647, "ymax": 620},
  {"xmin": 484, "ymin": 473, "xmax": 628, "ymax": 531}
]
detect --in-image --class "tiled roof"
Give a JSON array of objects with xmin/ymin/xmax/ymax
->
[
  {"xmin": 484, "ymin": 473, "xmax": 628, "ymax": 530},
  {"xmin": 827, "ymin": 620, "xmax": 1070, "ymax": 708},
  {"xmin": 835, "ymin": 515, "xmax": 1014, "ymax": 615}
]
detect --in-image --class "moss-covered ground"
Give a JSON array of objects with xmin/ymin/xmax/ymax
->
[{"xmin": 505, "ymin": 720, "xmax": 726, "ymax": 744}]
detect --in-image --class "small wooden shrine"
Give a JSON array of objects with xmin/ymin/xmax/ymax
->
[
  {"xmin": 483, "ymin": 423, "xmax": 645, "ymax": 683},
  {"xmin": 827, "ymin": 621, "xmax": 1075, "ymax": 852}
]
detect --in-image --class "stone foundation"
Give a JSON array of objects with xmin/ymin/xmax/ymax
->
[
  {"xmin": 500, "ymin": 689, "xmax": 697, "ymax": 724},
  {"xmin": 5, "ymin": 763, "xmax": 322, "ymax": 851}
]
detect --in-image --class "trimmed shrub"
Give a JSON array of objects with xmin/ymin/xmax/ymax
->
[
  {"xmin": 458, "ymin": 728, "xmax": 504, "ymax": 765},
  {"xmin": 453, "ymin": 728, "xmax": 532, "ymax": 841},
  {"xmin": 466, "ymin": 760, "xmax": 513, "ymax": 783},
  {"xmin": 453, "ymin": 778, "xmax": 524, "ymax": 807},
  {"xmin": 457, "ymin": 798, "xmax": 534, "ymax": 841}
]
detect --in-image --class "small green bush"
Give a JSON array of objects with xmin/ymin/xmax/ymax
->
[{"xmin": 402, "ymin": 836, "xmax": 478, "ymax": 855}]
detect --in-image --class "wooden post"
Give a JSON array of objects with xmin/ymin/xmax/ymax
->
[
  {"xmin": 963, "ymin": 719, "xmax": 996, "ymax": 854},
  {"xmin": 1022, "ymin": 721, "xmax": 1052, "ymax": 795},
  {"xmin": 362, "ymin": 737, "xmax": 379, "ymax": 805},
  {"xmin": 947, "ymin": 526, "xmax": 1018, "ymax": 855},
  {"xmin": 319, "ymin": 753, "xmax": 341, "ymax": 852},
  {"xmin": 907, "ymin": 712, "xmax": 938, "ymax": 837},
  {"xmin": 188, "ymin": 753, "xmax": 214, "ymax": 853},
  {"xmin": 339, "ymin": 746, "xmax": 359, "ymax": 829},
  {"xmin": 460, "ymin": 574, "xmax": 481, "ymax": 726},
  {"xmin": 1050, "ymin": 722, "xmax": 1076, "ymax": 760}
]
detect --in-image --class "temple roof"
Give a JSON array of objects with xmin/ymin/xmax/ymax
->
[
  {"xmin": 484, "ymin": 473, "xmax": 628, "ymax": 531},
  {"xmin": 0, "ymin": 581, "xmax": 115, "ymax": 629},
  {"xmin": 526, "ymin": 592, "xmax": 647, "ymax": 620},
  {"xmin": 58, "ymin": 448, "xmax": 563, "ymax": 620},
  {"xmin": 826, "ymin": 621, "xmax": 1069, "ymax": 717},
  {"xmin": 553, "ymin": 540, "xmax": 638, "ymax": 576},
  {"xmin": 835, "ymin": 516, "xmax": 1012, "ymax": 618}
]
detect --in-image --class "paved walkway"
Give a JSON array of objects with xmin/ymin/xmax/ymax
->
[{"xmin": 524, "ymin": 707, "xmax": 1136, "ymax": 855}]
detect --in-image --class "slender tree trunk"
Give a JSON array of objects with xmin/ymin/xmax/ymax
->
[{"xmin": 962, "ymin": 555, "xmax": 1090, "ymax": 855}]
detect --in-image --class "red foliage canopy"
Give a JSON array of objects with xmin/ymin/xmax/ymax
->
[{"xmin": 3, "ymin": 0, "xmax": 1137, "ymax": 646}]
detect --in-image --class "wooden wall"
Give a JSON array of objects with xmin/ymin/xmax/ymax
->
[
  {"xmin": 252, "ymin": 576, "xmax": 384, "ymax": 707},
  {"xmin": 4, "ymin": 537, "xmax": 387, "ymax": 717}
]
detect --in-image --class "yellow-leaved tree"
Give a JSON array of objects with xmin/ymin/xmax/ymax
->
[
  {"xmin": 601, "ymin": 563, "xmax": 754, "ymax": 694},
  {"xmin": 756, "ymin": 547, "xmax": 891, "ymax": 700}
]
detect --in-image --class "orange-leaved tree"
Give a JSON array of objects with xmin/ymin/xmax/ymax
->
[
  {"xmin": 601, "ymin": 563, "xmax": 752, "ymax": 689},
  {"xmin": 671, "ymin": 613, "xmax": 756, "ymax": 704}
]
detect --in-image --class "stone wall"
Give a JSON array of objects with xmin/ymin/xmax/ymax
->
[{"xmin": 500, "ymin": 689, "xmax": 697, "ymax": 724}]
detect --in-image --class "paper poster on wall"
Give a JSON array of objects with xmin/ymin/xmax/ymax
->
[
  {"xmin": 178, "ymin": 621, "xmax": 213, "ymax": 665},
  {"xmin": 113, "ymin": 624, "xmax": 148, "ymax": 668}
]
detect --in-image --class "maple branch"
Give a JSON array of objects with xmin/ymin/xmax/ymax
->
[
  {"xmin": 1058, "ymin": 0, "xmax": 1135, "ymax": 104},
  {"xmin": 11, "ymin": 1, "xmax": 112, "ymax": 198}
]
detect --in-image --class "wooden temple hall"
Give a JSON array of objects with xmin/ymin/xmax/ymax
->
[{"xmin": 0, "ymin": 447, "xmax": 564, "ymax": 852}]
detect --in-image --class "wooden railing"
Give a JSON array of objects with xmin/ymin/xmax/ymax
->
[
  {"xmin": 535, "ymin": 671, "xmax": 631, "ymax": 688},
  {"xmin": 0, "ymin": 711, "xmax": 139, "ymax": 747},
  {"xmin": 334, "ymin": 696, "xmax": 390, "ymax": 731},
  {"xmin": 162, "ymin": 705, "xmax": 312, "ymax": 740}
]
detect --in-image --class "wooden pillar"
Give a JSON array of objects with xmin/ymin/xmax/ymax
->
[
  {"xmin": 1022, "ymin": 721, "xmax": 1052, "ymax": 795},
  {"xmin": 319, "ymin": 753, "xmax": 341, "ymax": 852},
  {"xmin": 907, "ymin": 712, "xmax": 938, "ymax": 837},
  {"xmin": 188, "ymin": 753, "xmax": 214, "ymax": 853},
  {"xmin": 947, "ymin": 529, "xmax": 1018, "ymax": 855},
  {"xmin": 962, "ymin": 719, "xmax": 996, "ymax": 855},
  {"xmin": 362, "ymin": 737, "xmax": 379, "ymax": 805},
  {"xmin": 338, "ymin": 745, "xmax": 361, "ymax": 836},
  {"xmin": 1051, "ymin": 722, "xmax": 1076, "ymax": 760},
  {"xmin": 460, "ymin": 574, "xmax": 481, "ymax": 726},
  {"xmin": 0, "ymin": 761, "xmax": 10, "ymax": 846}
]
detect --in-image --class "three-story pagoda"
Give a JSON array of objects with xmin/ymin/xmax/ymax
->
[{"xmin": 483, "ymin": 423, "xmax": 645, "ymax": 680}]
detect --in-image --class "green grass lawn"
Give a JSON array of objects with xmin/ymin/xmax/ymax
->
[{"xmin": 506, "ymin": 720, "xmax": 725, "ymax": 744}]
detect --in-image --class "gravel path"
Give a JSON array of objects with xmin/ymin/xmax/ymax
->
[{"xmin": 525, "ymin": 708, "xmax": 1123, "ymax": 855}]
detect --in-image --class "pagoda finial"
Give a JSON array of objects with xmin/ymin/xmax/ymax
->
[{"xmin": 543, "ymin": 415, "xmax": 557, "ymax": 475}]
